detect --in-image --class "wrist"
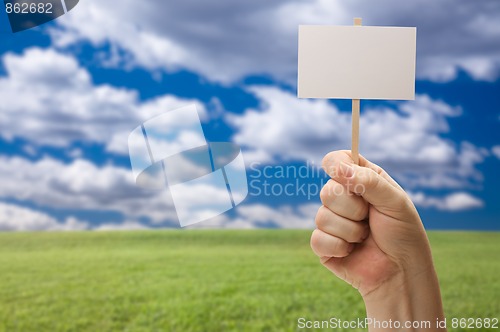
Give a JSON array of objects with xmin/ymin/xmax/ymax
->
[{"xmin": 362, "ymin": 264, "xmax": 446, "ymax": 331}]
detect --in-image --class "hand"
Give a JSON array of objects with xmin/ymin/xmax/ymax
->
[
  {"xmin": 311, "ymin": 150, "xmax": 446, "ymax": 331},
  {"xmin": 311, "ymin": 150, "xmax": 430, "ymax": 295}
]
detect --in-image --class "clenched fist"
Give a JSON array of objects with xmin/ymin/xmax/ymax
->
[{"xmin": 311, "ymin": 150, "xmax": 446, "ymax": 331}]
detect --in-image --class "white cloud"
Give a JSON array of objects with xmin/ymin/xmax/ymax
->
[
  {"xmin": 0, "ymin": 154, "xmax": 249, "ymax": 228},
  {"xmin": 233, "ymin": 203, "xmax": 318, "ymax": 229},
  {"xmin": 0, "ymin": 155, "xmax": 178, "ymax": 224},
  {"xmin": 227, "ymin": 87, "xmax": 348, "ymax": 164},
  {"xmin": 0, "ymin": 152, "xmax": 319, "ymax": 230},
  {"xmin": 228, "ymin": 86, "xmax": 486, "ymax": 190},
  {"xmin": 49, "ymin": 0, "xmax": 500, "ymax": 83},
  {"xmin": 0, "ymin": 48, "xmax": 207, "ymax": 153},
  {"xmin": 0, "ymin": 202, "xmax": 89, "ymax": 231},
  {"xmin": 409, "ymin": 192, "xmax": 484, "ymax": 211},
  {"xmin": 492, "ymin": 146, "xmax": 500, "ymax": 159},
  {"xmin": 95, "ymin": 221, "xmax": 150, "ymax": 231},
  {"xmin": 191, "ymin": 203, "xmax": 319, "ymax": 229}
]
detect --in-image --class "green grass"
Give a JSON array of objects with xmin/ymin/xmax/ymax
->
[{"xmin": 0, "ymin": 230, "xmax": 499, "ymax": 331}]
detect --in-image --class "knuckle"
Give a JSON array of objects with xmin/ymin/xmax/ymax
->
[
  {"xmin": 320, "ymin": 180, "xmax": 334, "ymax": 203},
  {"xmin": 315, "ymin": 206, "xmax": 329, "ymax": 229},
  {"xmin": 321, "ymin": 152, "xmax": 335, "ymax": 171},
  {"xmin": 310, "ymin": 229, "xmax": 322, "ymax": 252},
  {"xmin": 319, "ymin": 185, "xmax": 329, "ymax": 204},
  {"xmin": 320, "ymin": 180, "xmax": 343, "ymax": 204},
  {"xmin": 393, "ymin": 192, "xmax": 412, "ymax": 211},
  {"xmin": 361, "ymin": 168, "xmax": 379, "ymax": 190},
  {"xmin": 393, "ymin": 193, "xmax": 406, "ymax": 206}
]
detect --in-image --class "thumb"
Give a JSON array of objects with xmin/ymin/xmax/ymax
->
[{"xmin": 334, "ymin": 162, "xmax": 412, "ymax": 218}]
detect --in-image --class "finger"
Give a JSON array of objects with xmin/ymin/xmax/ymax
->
[
  {"xmin": 320, "ymin": 179, "xmax": 368, "ymax": 221},
  {"xmin": 334, "ymin": 162, "xmax": 412, "ymax": 219},
  {"xmin": 322, "ymin": 150, "xmax": 402, "ymax": 190},
  {"xmin": 315, "ymin": 206, "xmax": 369, "ymax": 243},
  {"xmin": 310, "ymin": 229, "xmax": 354, "ymax": 258}
]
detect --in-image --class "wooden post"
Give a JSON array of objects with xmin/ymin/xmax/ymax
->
[
  {"xmin": 352, "ymin": 17, "xmax": 362, "ymax": 165},
  {"xmin": 351, "ymin": 99, "xmax": 360, "ymax": 165}
]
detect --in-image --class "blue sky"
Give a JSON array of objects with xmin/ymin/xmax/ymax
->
[{"xmin": 0, "ymin": 0, "xmax": 499, "ymax": 231}]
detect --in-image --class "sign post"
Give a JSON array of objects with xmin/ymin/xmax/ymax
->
[{"xmin": 298, "ymin": 18, "xmax": 417, "ymax": 164}]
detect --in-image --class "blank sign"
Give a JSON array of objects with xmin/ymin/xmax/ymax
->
[{"xmin": 298, "ymin": 25, "xmax": 417, "ymax": 100}]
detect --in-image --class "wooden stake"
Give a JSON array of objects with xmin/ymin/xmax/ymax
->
[
  {"xmin": 351, "ymin": 99, "xmax": 360, "ymax": 165},
  {"xmin": 352, "ymin": 17, "xmax": 362, "ymax": 165}
]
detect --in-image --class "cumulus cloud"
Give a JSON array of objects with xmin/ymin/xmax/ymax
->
[
  {"xmin": 0, "ymin": 47, "xmax": 207, "ymax": 152},
  {"xmin": 48, "ymin": 0, "xmax": 500, "ymax": 83},
  {"xmin": 0, "ymin": 155, "xmax": 178, "ymax": 224},
  {"xmin": 409, "ymin": 192, "xmax": 484, "ymax": 211},
  {"xmin": 228, "ymin": 86, "xmax": 487, "ymax": 190},
  {"xmin": 234, "ymin": 203, "xmax": 318, "ymax": 229},
  {"xmin": 0, "ymin": 152, "xmax": 319, "ymax": 230},
  {"xmin": 191, "ymin": 203, "xmax": 319, "ymax": 229},
  {"xmin": 0, "ymin": 154, "xmax": 248, "ymax": 228},
  {"xmin": 95, "ymin": 221, "xmax": 150, "ymax": 231},
  {"xmin": 492, "ymin": 146, "xmax": 500, "ymax": 159},
  {"xmin": 0, "ymin": 202, "xmax": 89, "ymax": 231}
]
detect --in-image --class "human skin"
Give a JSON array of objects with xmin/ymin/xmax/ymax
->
[{"xmin": 310, "ymin": 150, "xmax": 446, "ymax": 331}]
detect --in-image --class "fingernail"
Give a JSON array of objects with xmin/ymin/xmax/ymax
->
[{"xmin": 339, "ymin": 162, "xmax": 354, "ymax": 178}]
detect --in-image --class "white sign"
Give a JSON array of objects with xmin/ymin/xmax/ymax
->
[{"xmin": 298, "ymin": 25, "xmax": 417, "ymax": 100}]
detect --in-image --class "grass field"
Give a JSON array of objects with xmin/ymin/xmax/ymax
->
[{"xmin": 0, "ymin": 230, "xmax": 499, "ymax": 331}]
